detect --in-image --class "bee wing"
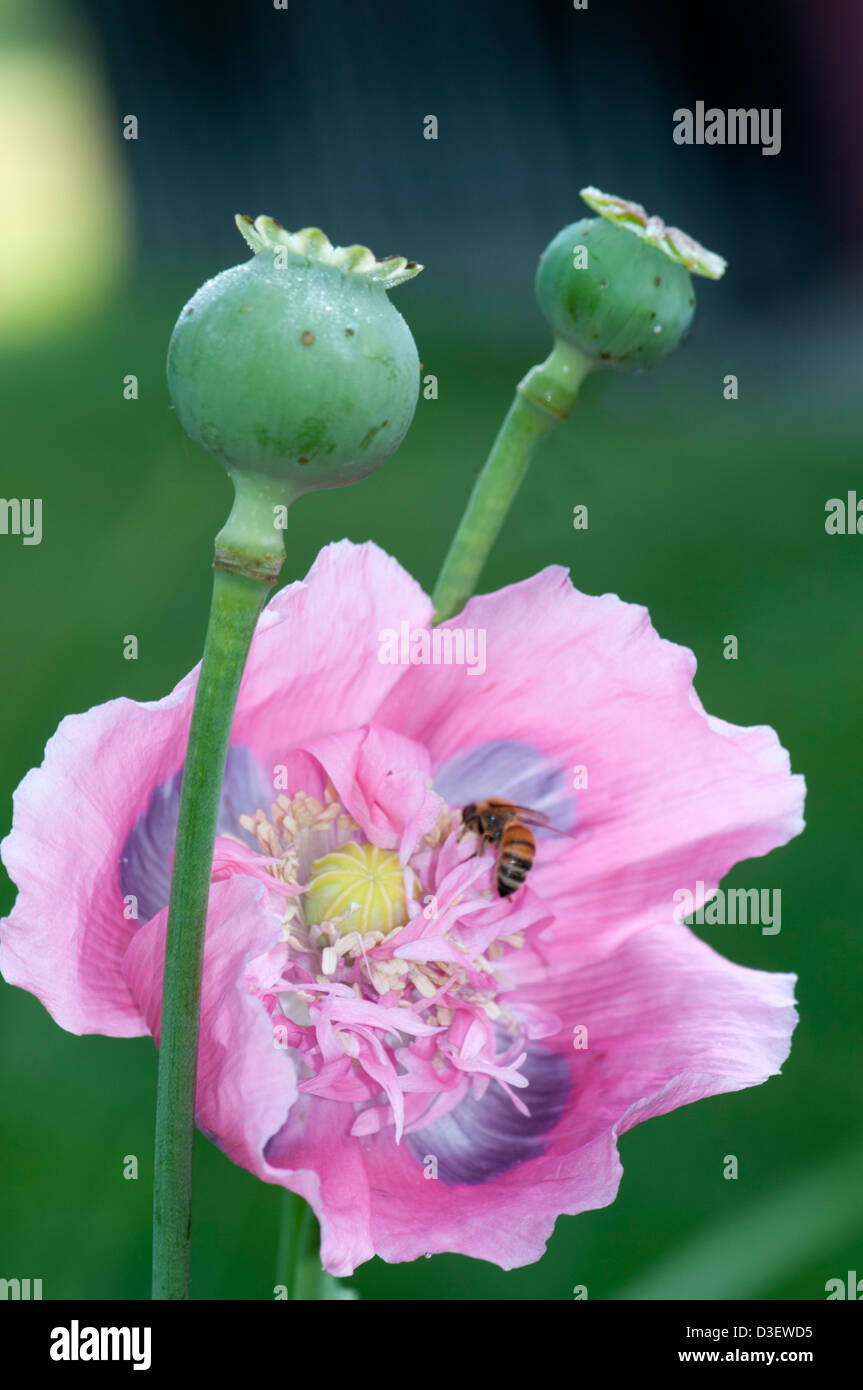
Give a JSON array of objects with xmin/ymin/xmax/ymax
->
[{"xmin": 506, "ymin": 805, "xmax": 567, "ymax": 833}]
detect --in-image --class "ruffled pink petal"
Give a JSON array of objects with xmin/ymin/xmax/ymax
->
[
  {"xmin": 377, "ymin": 567, "xmax": 805, "ymax": 964},
  {"xmin": 227, "ymin": 542, "xmax": 432, "ymax": 770},
  {"xmin": 0, "ymin": 685, "xmax": 195, "ymax": 1036},
  {"xmin": 261, "ymin": 1100, "xmax": 376, "ymax": 1277},
  {"xmin": 259, "ymin": 918, "xmax": 795, "ymax": 1273},
  {"xmin": 121, "ymin": 874, "xmax": 298, "ymax": 1175},
  {"xmin": 301, "ymin": 725, "xmax": 443, "ymax": 860}
]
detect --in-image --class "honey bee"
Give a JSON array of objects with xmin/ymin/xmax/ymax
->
[{"xmin": 460, "ymin": 798, "xmax": 560, "ymax": 896}]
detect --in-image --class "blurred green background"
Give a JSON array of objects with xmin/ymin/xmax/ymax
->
[{"xmin": 1, "ymin": 0, "xmax": 862, "ymax": 1300}]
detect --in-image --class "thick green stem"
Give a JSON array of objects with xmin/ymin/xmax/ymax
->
[
  {"xmin": 431, "ymin": 338, "xmax": 593, "ymax": 623},
  {"xmin": 152, "ymin": 560, "xmax": 276, "ymax": 1300}
]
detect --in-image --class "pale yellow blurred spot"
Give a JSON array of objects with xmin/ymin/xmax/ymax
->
[{"xmin": 0, "ymin": 43, "xmax": 129, "ymax": 342}]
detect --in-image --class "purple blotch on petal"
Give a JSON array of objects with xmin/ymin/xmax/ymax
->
[
  {"xmin": 434, "ymin": 740, "xmax": 577, "ymax": 834},
  {"xmin": 405, "ymin": 1047, "xmax": 571, "ymax": 1185},
  {"xmin": 119, "ymin": 745, "xmax": 272, "ymax": 924}
]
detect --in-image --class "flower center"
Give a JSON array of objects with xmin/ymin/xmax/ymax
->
[
  {"xmin": 233, "ymin": 778, "xmax": 560, "ymax": 1146},
  {"xmin": 304, "ymin": 841, "xmax": 408, "ymax": 938}
]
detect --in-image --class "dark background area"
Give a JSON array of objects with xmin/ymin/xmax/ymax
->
[
  {"xmin": 1, "ymin": 0, "xmax": 861, "ymax": 1300},
  {"xmin": 72, "ymin": 0, "xmax": 861, "ymax": 297}
]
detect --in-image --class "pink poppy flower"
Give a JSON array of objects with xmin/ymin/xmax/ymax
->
[{"xmin": 0, "ymin": 542, "xmax": 804, "ymax": 1275}]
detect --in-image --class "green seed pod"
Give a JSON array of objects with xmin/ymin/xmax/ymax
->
[
  {"xmin": 167, "ymin": 217, "xmax": 423, "ymax": 579},
  {"xmin": 535, "ymin": 187, "xmax": 726, "ymax": 371},
  {"xmin": 168, "ymin": 218, "xmax": 422, "ymax": 495}
]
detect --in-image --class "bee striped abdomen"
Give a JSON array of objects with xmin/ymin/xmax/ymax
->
[
  {"xmin": 496, "ymin": 828, "xmax": 536, "ymax": 896},
  {"xmin": 460, "ymin": 796, "xmax": 556, "ymax": 897}
]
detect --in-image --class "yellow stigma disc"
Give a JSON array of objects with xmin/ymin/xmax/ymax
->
[{"xmin": 304, "ymin": 841, "xmax": 408, "ymax": 937}]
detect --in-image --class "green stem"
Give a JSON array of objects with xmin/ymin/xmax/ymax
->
[
  {"xmin": 274, "ymin": 1189, "xmax": 358, "ymax": 1300},
  {"xmin": 151, "ymin": 559, "xmax": 277, "ymax": 1300},
  {"xmin": 276, "ymin": 1190, "xmax": 326, "ymax": 1300},
  {"xmin": 431, "ymin": 338, "xmax": 593, "ymax": 623}
]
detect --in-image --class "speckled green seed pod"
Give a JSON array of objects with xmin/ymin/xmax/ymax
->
[
  {"xmin": 534, "ymin": 187, "xmax": 726, "ymax": 372},
  {"xmin": 535, "ymin": 217, "xmax": 696, "ymax": 369},
  {"xmin": 167, "ymin": 220, "xmax": 422, "ymax": 500}
]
